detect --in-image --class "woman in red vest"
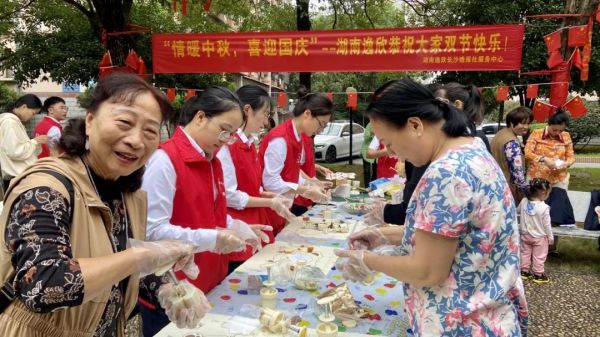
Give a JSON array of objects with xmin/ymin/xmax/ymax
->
[
  {"xmin": 258, "ymin": 87, "xmax": 333, "ymax": 230},
  {"xmin": 139, "ymin": 87, "xmax": 269, "ymax": 336},
  {"xmin": 367, "ymin": 136, "xmax": 399, "ymax": 178},
  {"xmin": 217, "ymin": 85, "xmax": 296, "ymax": 272}
]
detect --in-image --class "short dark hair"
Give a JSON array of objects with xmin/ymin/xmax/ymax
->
[
  {"xmin": 43, "ymin": 96, "xmax": 66, "ymax": 113},
  {"xmin": 6, "ymin": 94, "xmax": 42, "ymax": 112},
  {"xmin": 178, "ymin": 86, "xmax": 242, "ymax": 126},
  {"xmin": 505, "ymin": 106, "xmax": 532, "ymax": 127},
  {"xmin": 366, "ymin": 78, "xmax": 471, "ymax": 137},
  {"xmin": 60, "ymin": 73, "xmax": 173, "ymax": 192},
  {"xmin": 528, "ymin": 178, "xmax": 551, "ymax": 199},
  {"xmin": 292, "ymin": 86, "xmax": 333, "ymax": 118},
  {"xmin": 434, "ymin": 83, "xmax": 485, "ymax": 125},
  {"xmin": 548, "ymin": 110, "xmax": 569, "ymax": 126}
]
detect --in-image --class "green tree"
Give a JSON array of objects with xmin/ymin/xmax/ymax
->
[{"xmin": 0, "ymin": 82, "xmax": 18, "ymax": 111}]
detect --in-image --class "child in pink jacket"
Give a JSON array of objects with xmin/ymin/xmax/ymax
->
[{"xmin": 518, "ymin": 178, "xmax": 553, "ymax": 284}]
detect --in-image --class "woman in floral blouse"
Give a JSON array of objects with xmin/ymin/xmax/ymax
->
[
  {"xmin": 0, "ymin": 74, "xmax": 208, "ymax": 337},
  {"xmin": 335, "ymin": 79, "xmax": 528, "ymax": 336},
  {"xmin": 491, "ymin": 106, "xmax": 532, "ymax": 203}
]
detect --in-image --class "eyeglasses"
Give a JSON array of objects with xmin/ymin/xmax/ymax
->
[
  {"xmin": 313, "ymin": 116, "xmax": 329, "ymax": 131},
  {"xmin": 208, "ymin": 118, "xmax": 237, "ymax": 145}
]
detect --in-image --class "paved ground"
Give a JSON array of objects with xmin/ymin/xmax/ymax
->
[{"xmin": 523, "ymin": 267, "xmax": 600, "ymax": 337}]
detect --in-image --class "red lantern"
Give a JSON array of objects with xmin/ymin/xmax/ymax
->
[
  {"xmin": 346, "ymin": 92, "xmax": 358, "ymax": 109},
  {"xmin": 186, "ymin": 89, "xmax": 196, "ymax": 100},
  {"xmin": 495, "ymin": 85, "xmax": 509, "ymax": 101},
  {"xmin": 563, "ymin": 96, "xmax": 587, "ymax": 119},
  {"xmin": 277, "ymin": 92, "xmax": 288, "ymax": 108},
  {"xmin": 166, "ymin": 88, "xmax": 177, "ymax": 102},
  {"xmin": 526, "ymin": 84, "xmax": 538, "ymax": 99}
]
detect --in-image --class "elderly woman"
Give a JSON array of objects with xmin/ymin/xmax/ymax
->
[
  {"xmin": 0, "ymin": 74, "xmax": 208, "ymax": 337},
  {"xmin": 335, "ymin": 79, "xmax": 528, "ymax": 336},
  {"xmin": 491, "ymin": 106, "xmax": 532, "ymax": 203},
  {"xmin": 0, "ymin": 94, "xmax": 47, "ymax": 191}
]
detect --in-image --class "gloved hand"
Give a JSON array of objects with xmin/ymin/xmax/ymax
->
[
  {"xmin": 334, "ymin": 249, "xmax": 374, "ymax": 283},
  {"xmin": 249, "ymin": 224, "xmax": 273, "ymax": 245},
  {"xmin": 214, "ymin": 229, "xmax": 247, "ymax": 254},
  {"xmin": 158, "ymin": 280, "xmax": 211, "ymax": 329},
  {"xmin": 228, "ymin": 219, "xmax": 262, "ymax": 253},
  {"xmin": 364, "ymin": 200, "xmax": 387, "ymax": 226},
  {"xmin": 259, "ymin": 191, "xmax": 278, "ymax": 199},
  {"xmin": 301, "ymin": 186, "xmax": 331, "ymax": 204},
  {"xmin": 347, "ymin": 227, "xmax": 390, "ymax": 251},
  {"xmin": 269, "ymin": 196, "xmax": 295, "ymax": 220},
  {"xmin": 306, "ymin": 177, "xmax": 334, "ymax": 190},
  {"xmin": 128, "ymin": 239, "xmax": 199, "ymax": 279}
]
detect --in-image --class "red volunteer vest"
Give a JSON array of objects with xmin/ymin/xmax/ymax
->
[
  {"xmin": 34, "ymin": 116, "xmax": 62, "ymax": 158},
  {"xmin": 376, "ymin": 143, "xmax": 399, "ymax": 178},
  {"xmin": 226, "ymin": 132, "xmax": 272, "ymax": 261},
  {"xmin": 294, "ymin": 134, "xmax": 316, "ymax": 208},
  {"xmin": 159, "ymin": 127, "xmax": 228, "ymax": 293},
  {"xmin": 258, "ymin": 120, "xmax": 302, "ymax": 234}
]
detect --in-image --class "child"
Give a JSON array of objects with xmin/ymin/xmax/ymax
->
[{"xmin": 518, "ymin": 178, "xmax": 553, "ymax": 284}]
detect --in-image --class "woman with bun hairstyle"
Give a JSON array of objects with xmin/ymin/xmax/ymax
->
[
  {"xmin": 258, "ymin": 86, "xmax": 333, "ymax": 232},
  {"xmin": 216, "ymin": 85, "xmax": 295, "ymax": 272}
]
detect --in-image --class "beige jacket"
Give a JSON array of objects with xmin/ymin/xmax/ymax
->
[
  {"xmin": 0, "ymin": 156, "xmax": 147, "ymax": 337},
  {"xmin": 0, "ymin": 113, "xmax": 41, "ymax": 178}
]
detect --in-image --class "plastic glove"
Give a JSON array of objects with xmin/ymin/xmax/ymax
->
[
  {"xmin": 347, "ymin": 227, "xmax": 390, "ymax": 251},
  {"xmin": 128, "ymin": 239, "xmax": 198, "ymax": 279},
  {"xmin": 228, "ymin": 219, "xmax": 262, "ymax": 253},
  {"xmin": 259, "ymin": 191, "xmax": 278, "ymax": 199},
  {"xmin": 249, "ymin": 224, "xmax": 273, "ymax": 244},
  {"xmin": 214, "ymin": 229, "xmax": 247, "ymax": 254},
  {"xmin": 269, "ymin": 196, "xmax": 295, "ymax": 220},
  {"xmin": 334, "ymin": 249, "xmax": 374, "ymax": 283},
  {"xmin": 306, "ymin": 177, "xmax": 334, "ymax": 190},
  {"xmin": 301, "ymin": 186, "xmax": 331, "ymax": 204},
  {"xmin": 158, "ymin": 280, "xmax": 211, "ymax": 329},
  {"xmin": 364, "ymin": 200, "xmax": 387, "ymax": 226}
]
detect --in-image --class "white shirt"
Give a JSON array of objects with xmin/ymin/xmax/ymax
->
[
  {"xmin": 262, "ymin": 120, "xmax": 305, "ymax": 194},
  {"xmin": 368, "ymin": 136, "xmax": 380, "ymax": 150},
  {"xmin": 0, "ymin": 113, "xmax": 40, "ymax": 178},
  {"xmin": 216, "ymin": 129, "xmax": 253, "ymax": 210},
  {"xmin": 143, "ymin": 126, "xmax": 239, "ymax": 251},
  {"xmin": 45, "ymin": 116, "xmax": 62, "ymax": 149}
]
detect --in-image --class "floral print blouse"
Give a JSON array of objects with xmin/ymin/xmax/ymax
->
[
  {"xmin": 504, "ymin": 140, "xmax": 528, "ymax": 195},
  {"xmin": 524, "ymin": 128, "xmax": 575, "ymax": 185},
  {"xmin": 401, "ymin": 139, "xmax": 529, "ymax": 337},
  {"xmin": 4, "ymin": 171, "xmax": 131, "ymax": 337}
]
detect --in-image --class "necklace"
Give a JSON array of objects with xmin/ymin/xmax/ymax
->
[{"xmin": 82, "ymin": 157, "xmax": 130, "ymax": 254}]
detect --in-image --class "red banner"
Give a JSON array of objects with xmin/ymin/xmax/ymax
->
[{"xmin": 152, "ymin": 25, "xmax": 524, "ymax": 73}]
